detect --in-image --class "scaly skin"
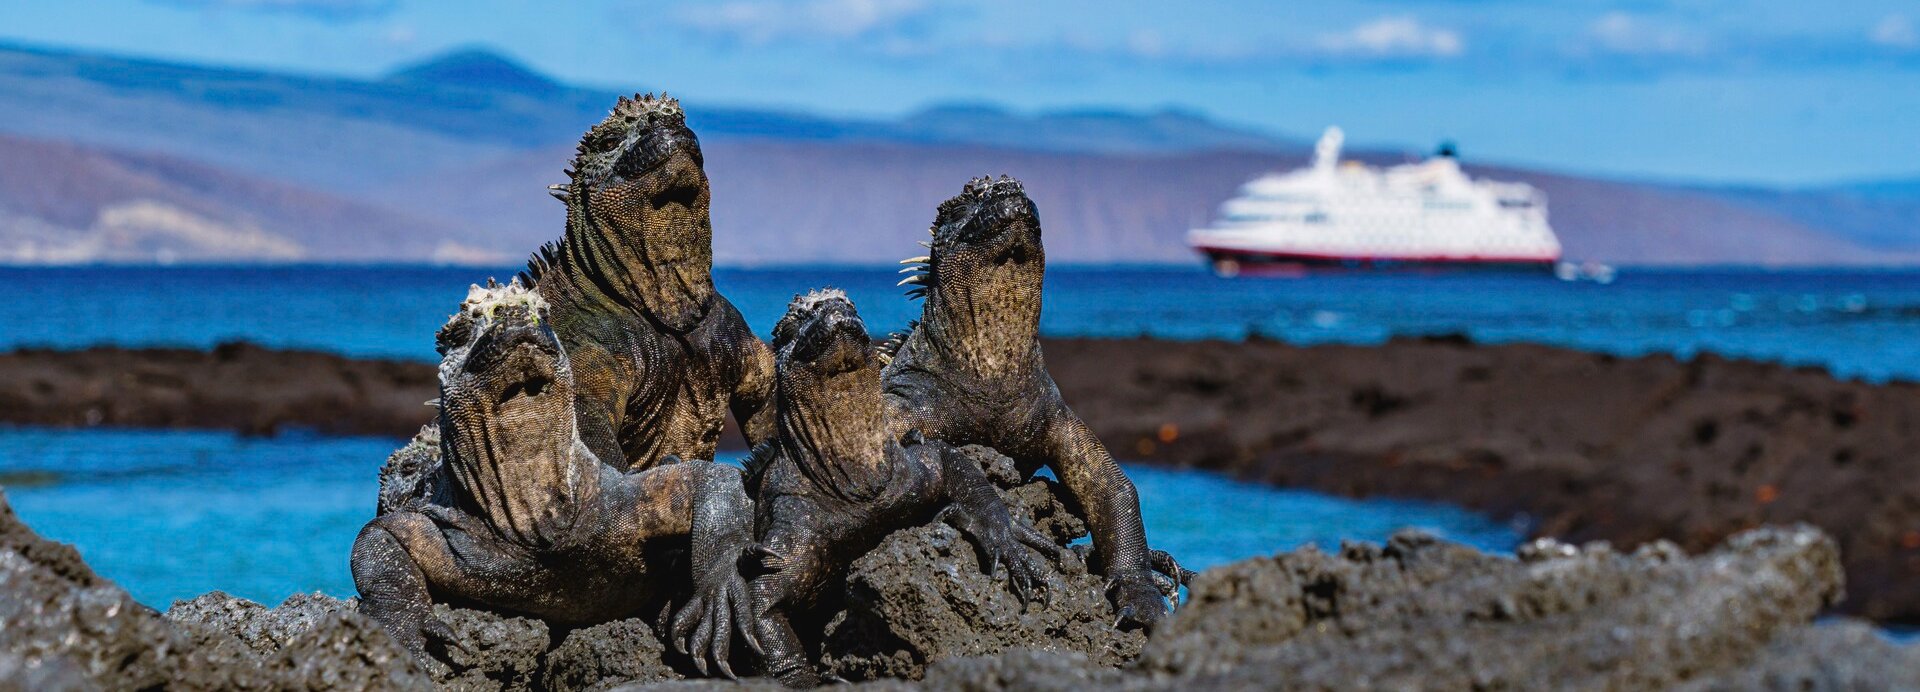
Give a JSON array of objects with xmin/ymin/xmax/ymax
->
[
  {"xmin": 352, "ymin": 281, "xmax": 758, "ymax": 678},
  {"xmin": 523, "ymin": 93, "xmax": 777, "ymax": 472},
  {"xmin": 880, "ymin": 176, "xmax": 1187, "ymax": 630},
  {"xmin": 747, "ymin": 290, "xmax": 1054, "ymax": 687},
  {"xmin": 516, "ymin": 94, "xmax": 772, "ymax": 670}
]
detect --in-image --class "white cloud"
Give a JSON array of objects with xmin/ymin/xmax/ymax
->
[
  {"xmin": 677, "ymin": 0, "xmax": 930, "ymax": 44},
  {"xmin": 1316, "ymin": 16, "xmax": 1464, "ymax": 59},
  {"xmin": 1870, "ymin": 14, "xmax": 1918, "ymax": 49},
  {"xmin": 1586, "ymin": 12, "xmax": 1706, "ymax": 56},
  {"xmin": 1126, "ymin": 29, "xmax": 1167, "ymax": 59}
]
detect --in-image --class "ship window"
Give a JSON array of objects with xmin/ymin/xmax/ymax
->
[
  {"xmin": 1303, "ymin": 212, "xmax": 1327, "ymax": 223},
  {"xmin": 1499, "ymin": 199, "xmax": 1532, "ymax": 209}
]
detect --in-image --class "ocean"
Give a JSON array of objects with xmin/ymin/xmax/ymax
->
[
  {"xmin": 3, "ymin": 265, "xmax": 1918, "ymax": 613},
  {"xmin": 5, "ymin": 265, "xmax": 1920, "ymax": 380}
]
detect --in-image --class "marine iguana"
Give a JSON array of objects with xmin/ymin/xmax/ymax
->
[
  {"xmin": 351, "ymin": 280, "xmax": 758, "ymax": 678},
  {"xmin": 523, "ymin": 92, "xmax": 777, "ymax": 473},
  {"xmin": 746, "ymin": 289, "xmax": 1056, "ymax": 687},
  {"xmin": 880, "ymin": 176, "xmax": 1188, "ymax": 630}
]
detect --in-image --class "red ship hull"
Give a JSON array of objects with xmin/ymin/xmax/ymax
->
[{"xmin": 1196, "ymin": 245, "xmax": 1559, "ymax": 277}]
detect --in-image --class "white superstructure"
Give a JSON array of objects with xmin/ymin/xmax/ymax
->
[{"xmin": 1189, "ymin": 127, "xmax": 1562, "ymax": 275}]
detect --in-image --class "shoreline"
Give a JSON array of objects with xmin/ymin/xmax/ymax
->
[{"xmin": 4, "ymin": 336, "xmax": 1918, "ymax": 623}]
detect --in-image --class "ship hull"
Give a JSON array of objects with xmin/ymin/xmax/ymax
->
[{"xmin": 1197, "ymin": 246, "xmax": 1558, "ymax": 277}]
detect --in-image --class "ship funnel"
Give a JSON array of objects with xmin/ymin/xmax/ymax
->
[{"xmin": 1313, "ymin": 126, "xmax": 1344, "ymax": 173}]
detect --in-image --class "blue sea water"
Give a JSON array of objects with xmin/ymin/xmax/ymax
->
[
  {"xmin": 3, "ymin": 265, "xmax": 1918, "ymax": 609},
  {"xmin": 0, "ymin": 426, "xmax": 1518, "ymax": 608},
  {"xmin": 4, "ymin": 265, "xmax": 1920, "ymax": 380}
]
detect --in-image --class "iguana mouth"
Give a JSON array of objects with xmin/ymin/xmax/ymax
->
[
  {"xmin": 773, "ymin": 290, "xmax": 870, "ymax": 376},
  {"xmin": 926, "ymin": 176, "xmax": 1043, "ymax": 274},
  {"xmin": 792, "ymin": 307, "xmax": 869, "ymax": 375},
  {"xmin": 461, "ymin": 318, "xmax": 562, "ymax": 379}
]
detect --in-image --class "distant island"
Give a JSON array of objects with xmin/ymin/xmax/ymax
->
[{"xmin": 0, "ymin": 42, "xmax": 1916, "ymax": 267}]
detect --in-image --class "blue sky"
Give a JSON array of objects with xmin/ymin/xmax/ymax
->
[{"xmin": 6, "ymin": 0, "xmax": 1918, "ymax": 185}]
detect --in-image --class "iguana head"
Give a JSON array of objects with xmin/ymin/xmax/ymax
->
[
  {"xmin": 897, "ymin": 176, "xmax": 1046, "ymax": 369},
  {"xmin": 769, "ymin": 289, "xmax": 889, "ymax": 501},
  {"xmin": 550, "ymin": 93, "xmax": 715, "ymax": 331},
  {"xmin": 773, "ymin": 288, "xmax": 872, "ymax": 379},
  {"xmin": 435, "ymin": 279, "xmax": 598, "ymax": 548}
]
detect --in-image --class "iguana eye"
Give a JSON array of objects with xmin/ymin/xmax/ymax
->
[{"xmin": 588, "ymin": 128, "xmax": 624, "ymax": 152}]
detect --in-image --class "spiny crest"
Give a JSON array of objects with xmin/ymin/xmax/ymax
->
[
  {"xmin": 898, "ymin": 248, "xmax": 933, "ymax": 301},
  {"xmin": 612, "ymin": 92, "xmax": 682, "ymax": 120},
  {"xmin": 874, "ymin": 319, "xmax": 919, "ymax": 365},
  {"xmin": 461, "ymin": 276, "xmax": 547, "ymax": 321},
  {"xmin": 739, "ymin": 439, "xmax": 777, "ymax": 495},
  {"xmin": 787, "ymin": 286, "xmax": 849, "ymax": 312},
  {"xmin": 933, "ymin": 175, "xmax": 1024, "ymax": 222},
  {"xmin": 772, "ymin": 287, "xmax": 852, "ymax": 352},
  {"xmin": 517, "ymin": 240, "xmax": 562, "ymax": 289},
  {"xmin": 573, "ymin": 92, "xmax": 684, "ymax": 160},
  {"xmin": 435, "ymin": 277, "xmax": 546, "ymax": 360}
]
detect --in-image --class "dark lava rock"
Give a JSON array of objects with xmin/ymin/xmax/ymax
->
[
  {"xmin": 888, "ymin": 648, "xmax": 1129, "ymax": 691},
  {"xmin": 433, "ymin": 603, "xmax": 551, "ymax": 690},
  {"xmin": 542, "ymin": 618, "xmax": 682, "ymax": 691},
  {"xmin": 165, "ymin": 591, "xmax": 357, "ymax": 657},
  {"xmin": 265, "ymin": 610, "xmax": 432, "ymax": 690},
  {"xmin": 7, "ymin": 477, "xmax": 1919, "ymax": 690},
  {"xmin": 18, "ymin": 338, "xmax": 1920, "ymax": 620},
  {"xmin": 1043, "ymin": 336, "xmax": 1920, "ymax": 622},
  {"xmin": 162, "ymin": 590, "xmax": 419, "ymax": 690},
  {"xmin": 0, "ymin": 651, "xmax": 93, "ymax": 690},
  {"xmin": 0, "ymin": 342, "xmax": 437, "ymax": 438},
  {"xmin": 0, "ymin": 492, "xmax": 182, "ymax": 690},
  {"xmin": 164, "ymin": 588, "xmax": 550, "ymax": 691},
  {"xmin": 819, "ymin": 445, "xmax": 1141, "ymax": 682},
  {"xmin": 1678, "ymin": 620, "xmax": 1920, "ymax": 691},
  {"xmin": 1140, "ymin": 525, "xmax": 1853, "ymax": 690},
  {"xmin": 862, "ymin": 524, "xmax": 1902, "ymax": 692}
]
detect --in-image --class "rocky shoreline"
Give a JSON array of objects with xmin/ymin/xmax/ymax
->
[
  {"xmin": 6, "ymin": 445, "xmax": 1917, "ymax": 690},
  {"xmin": 5, "ymin": 336, "xmax": 1919, "ymax": 624}
]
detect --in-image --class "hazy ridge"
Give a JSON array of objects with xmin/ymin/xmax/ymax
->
[{"xmin": 1, "ymin": 42, "xmax": 1914, "ymax": 266}]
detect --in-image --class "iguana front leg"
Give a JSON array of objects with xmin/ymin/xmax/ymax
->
[
  {"xmin": 350, "ymin": 512, "xmax": 463, "ymax": 668},
  {"xmin": 745, "ymin": 496, "xmax": 826, "ymax": 688},
  {"xmin": 1036, "ymin": 408, "xmax": 1168, "ymax": 629},
  {"xmin": 648, "ymin": 459, "xmax": 759, "ymax": 679}
]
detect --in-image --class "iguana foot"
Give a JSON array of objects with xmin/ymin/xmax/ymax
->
[
  {"xmin": 1149, "ymin": 548, "xmax": 1196, "ymax": 602},
  {"xmin": 938, "ymin": 504, "xmax": 1051, "ymax": 604},
  {"xmin": 1106, "ymin": 570, "xmax": 1172, "ymax": 631},
  {"xmin": 368, "ymin": 604, "xmax": 462, "ymax": 667},
  {"xmin": 671, "ymin": 554, "xmax": 757, "ymax": 679}
]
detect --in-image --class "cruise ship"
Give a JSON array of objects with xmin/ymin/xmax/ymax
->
[{"xmin": 1189, "ymin": 127, "xmax": 1565, "ymax": 277}]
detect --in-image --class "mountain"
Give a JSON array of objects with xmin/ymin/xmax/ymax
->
[
  {"xmin": 378, "ymin": 143, "xmax": 1916, "ymax": 267},
  {"xmin": 1693, "ymin": 182, "xmax": 1920, "ymax": 252},
  {"xmin": 0, "ymin": 42, "xmax": 1296, "ymax": 194},
  {"xmin": 872, "ymin": 104, "xmax": 1302, "ymax": 155},
  {"xmin": 382, "ymin": 48, "xmax": 562, "ymax": 94},
  {"xmin": 0, "ymin": 41, "xmax": 1915, "ymax": 266},
  {"xmin": 0, "ymin": 134, "xmax": 490, "ymax": 264}
]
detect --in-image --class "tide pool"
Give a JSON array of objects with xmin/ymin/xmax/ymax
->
[{"xmin": 1, "ymin": 426, "xmax": 1521, "ymax": 608}]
